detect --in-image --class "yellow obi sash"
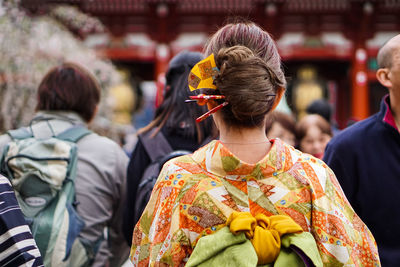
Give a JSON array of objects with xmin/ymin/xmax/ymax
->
[{"xmin": 227, "ymin": 212, "xmax": 303, "ymax": 265}]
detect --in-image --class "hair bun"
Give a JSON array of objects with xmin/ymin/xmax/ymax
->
[
  {"xmin": 212, "ymin": 45, "xmax": 281, "ymax": 127},
  {"xmin": 215, "ymin": 46, "xmax": 255, "ymax": 72},
  {"xmin": 203, "ymin": 22, "xmax": 286, "ymax": 128}
]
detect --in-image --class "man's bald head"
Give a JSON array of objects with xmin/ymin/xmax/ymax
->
[{"xmin": 377, "ymin": 34, "xmax": 400, "ymax": 69}]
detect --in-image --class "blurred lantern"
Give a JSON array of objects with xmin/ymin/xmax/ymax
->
[
  {"xmin": 157, "ymin": 3, "xmax": 169, "ymax": 18},
  {"xmin": 363, "ymin": 2, "xmax": 374, "ymax": 15},
  {"xmin": 265, "ymin": 3, "xmax": 277, "ymax": 16}
]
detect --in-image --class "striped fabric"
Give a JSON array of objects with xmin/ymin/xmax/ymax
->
[{"xmin": 0, "ymin": 175, "xmax": 43, "ymax": 267}]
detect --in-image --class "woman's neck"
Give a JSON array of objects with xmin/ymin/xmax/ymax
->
[{"xmin": 219, "ymin": 126, "xmax": 272, "ymax": 164}]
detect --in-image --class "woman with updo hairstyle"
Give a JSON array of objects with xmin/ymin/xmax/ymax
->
[{"xmin": 130, "ymin": 22, "xmax": 380, "ymax": 266}]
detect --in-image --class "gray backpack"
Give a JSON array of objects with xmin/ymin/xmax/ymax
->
[{"xmin": 0, "ymin": 124, "xmax": 98, "ymax": 267}]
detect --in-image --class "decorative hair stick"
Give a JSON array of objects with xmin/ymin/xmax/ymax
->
[
  {"xmin": 186, "ymin": 94, "xmax": 225, "ymax": 106},
  {"xmin": 196, "ymin": 102, "xmax": 229, "ymax": 123},
  {"xmin": 189, "ymin": 94, "xmax": 225, "ymax": 100}
]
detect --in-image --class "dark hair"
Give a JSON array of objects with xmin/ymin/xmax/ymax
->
[
  {"xmin": 295, "ymin": 114, "xmax": 332, "ymax": 142},
  {"xmin": 140, "ymin": 51, "xmax": 213, "ymax": 143},
  {"xmin": 265, "ymin": 111, "xmax": 296, "ymax": 135},
  {"xmin": 203, "ymin": 22, "xmax": 286, "ymax": 128},
  {"xmin": 36, "ymin": 62, "xmax": 101, "ymax": 122},
  {"xmin": 306, "ymin": 99, "xmax": 332, "ymax": 123}
]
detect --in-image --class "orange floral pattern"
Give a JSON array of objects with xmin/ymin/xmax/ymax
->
[{"xmin": 130, "ymin": 139, "xmax": 380, "ymax": 266}]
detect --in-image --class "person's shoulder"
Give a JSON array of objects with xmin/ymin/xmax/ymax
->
[
  {"xmin": 329, "ymin": 115, "xmax": 378, "ymax": 147},
  {"xmin": 292, "ymin": 147, "xmax": 327, "ymax": 168},
  {"xmin": 78, "ymin": 132, "xmax": 128, "ymax": 164},
  {"xmin": 165, "ymin": 153, "xmax": 193, "ymax": 166},
  {"xmin": 274, "ymin": 140, "xmax": 328, "ymax": 175},
  {"xmin": 160, "ymin": 153, "xmax": 196, "ymax": 177},
  {"xmin": 158, "ymin": 147, "xmax": 209, "ymax": 183},
  {"xmin": 286, "ymin": 148, "xmax": 333, "ymax": 185},
  {"xmin": 81, "ymin": 132, "xmax": 124, "ymax": 151}
]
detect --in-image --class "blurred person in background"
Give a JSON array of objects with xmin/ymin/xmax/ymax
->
[
  {"xmin": 296, "ymin": 114, "xmax": 332, "ymax": 159},
  {"xmin": 0, "ymin": 174, "xmax": 43, "ymax": 266},
  {"xmin": 0, "ymin": 63, "xmax": 129, "ymax": 266},
  {"xmin": 306, "ymin": 99, "xmax": 340, "ymax": 135},
  {"xmin": 123, "ymin": 51, "xmax": 215, "ymax": 245},
  {"xmin": 324, "ymin": 34, "xmax": 400, "ymax": 267},
  {"xmin": 265, "ymin": 111, "xmax": 296, "ymax": 146},
  {"xmin": 130, "ymin": 21, "xmax": 380, "ymax": 266}
]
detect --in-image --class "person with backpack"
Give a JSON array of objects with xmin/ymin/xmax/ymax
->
[
  {"xmin": 0, "ymin": 63, "xmax": 129, "ymax": 266},
  {"xmin": 130, "ymin": 22, "xmax": 380, "ymax": 266},
  {"xmin": 123, "ymin": 51, "xmax": 215, "ymax": 245}
]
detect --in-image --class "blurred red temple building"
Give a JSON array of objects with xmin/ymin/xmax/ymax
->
[{"xmin": 21, "ymin": 0, "xmax": 400, "ymax": 126}]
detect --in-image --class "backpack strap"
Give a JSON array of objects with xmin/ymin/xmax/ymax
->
[
  {"xmin": 7, "ymin": 127, "xmax": 33, "ymax": 140},
  {"xmin": 139, "ymin": 128, "xmax": 173, "ymax": 162},
  {"xmin": 56, "ymin": 126, "xmax": 92, "ymax": 143}
]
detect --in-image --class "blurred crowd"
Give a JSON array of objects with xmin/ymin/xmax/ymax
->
[
  {"xmin": 2, "ymin": 15, "xmax": 400, "ymax": 267},
  {"xmin": 265, "ymin": 99, "xmax": 336, "ymax": 160}
]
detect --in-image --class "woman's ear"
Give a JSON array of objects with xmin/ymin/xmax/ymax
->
[
  {"xmin": 271, "ymin": 87, "xmax": 285, "ymax": 111},
  {"xmin": 376, "ymin": 68, "xmax": 392, "ymax": 88}
]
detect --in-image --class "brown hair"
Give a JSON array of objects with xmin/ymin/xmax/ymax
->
[
  {"xmin": 204, "ymin": 22, "xmax": 286, "ymax": 128},
  {"xmin": 36, "ymin": 62, "xmax": 101, "ymax": 122},
  {"xmin": 295, "ymin": 114, "xmax": 332, "ymax": 142},
  {"xmin": 265, "ymin": 111, "xmax": 296, "ymax": 135}
]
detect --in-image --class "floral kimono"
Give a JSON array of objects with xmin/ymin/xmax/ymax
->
[{"xmin": 130, "ymin": 139, "xmax": 380, "ymax": 266}]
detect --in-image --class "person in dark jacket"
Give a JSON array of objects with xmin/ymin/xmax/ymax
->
[
  {"xmin": 323, "ymin": 34, "xmax": 400, "ymax": 266},
  {"xmin": 123, "ymin": 51, "xmax": 215, "ymax": 244}
]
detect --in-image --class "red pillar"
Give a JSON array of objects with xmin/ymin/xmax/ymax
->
[
  {"xmin": 348, "ymin": 1, "xmax": 374, "ymax": 120},
  {"xmin": 351, "ymin": 46, "xmax": 369, "ymax": 120}
]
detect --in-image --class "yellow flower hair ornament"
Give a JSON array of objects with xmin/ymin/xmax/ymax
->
[
  {"xmin": 188, "ymin": 53, "xmax": 219, "ymax": 91},
  {"xmin": 187, "ymin": 54, "xmax": 228, "ymax": 122}
]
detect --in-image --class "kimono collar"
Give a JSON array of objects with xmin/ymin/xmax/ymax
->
[{"xmin": 192, "ymin": 138, "xmax": 293, "ymax": 180}]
